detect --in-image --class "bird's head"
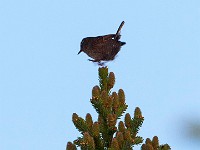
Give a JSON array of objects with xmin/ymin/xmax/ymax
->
[{"xmin": 78, "ymin": 38, "xmax": 90, "ymax": 54}]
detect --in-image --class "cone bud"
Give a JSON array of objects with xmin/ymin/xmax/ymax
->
[{"xmin": 125, "ymin": 113, "xmax": 131, "ymax": 128}]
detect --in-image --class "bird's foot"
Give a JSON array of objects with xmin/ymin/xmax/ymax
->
[{"xmin": 88, "ymin": 59, "xmax": 105, "ymax": 66}]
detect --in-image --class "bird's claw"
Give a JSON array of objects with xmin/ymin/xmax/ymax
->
[{"xmin": 88, "ymin": 59, "xmax": 105, "ymax": 66}]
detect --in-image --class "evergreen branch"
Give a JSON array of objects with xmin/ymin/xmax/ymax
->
[
  {"xmin": 90, "ymin": 97, "xmax": 108, "ymax": 119},
  {"xmin": 130, "ymin": 117, "xmax": 144, "ymax": 137},
  {"xmin": 129, "ymin": 107, "xmax": 144, "ymax": 137},
  {"xmin": 115, "ymin": 104, "xmax": 128, "ymax": 119},
  {"xmin": 133, "ymin": 136, "xmax": 143, "ymax": 145},
  {"xmin": 72, "ymin": 113, "xmax": 89, "ymax": 134},
  {"xmin": 67, "ymin": 67, "xmax": 170, "ymax": 150},
  {"xmin": 98, "ymin": 67, "xmax": 109, "ymax": 92}
]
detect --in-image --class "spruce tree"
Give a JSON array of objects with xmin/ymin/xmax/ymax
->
[{"xmin": 67, "ymin": 67, "xmax": 170, "ymax": 150}]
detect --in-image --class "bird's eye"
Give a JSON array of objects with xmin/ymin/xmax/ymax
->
[{"xmin": 81, "ymin": 39, "xmax": 84, "ymax": 45}]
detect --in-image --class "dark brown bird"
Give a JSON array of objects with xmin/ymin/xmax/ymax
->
[{"xmin": 78, "ymin": 21, "xmax": 126, "ymax": 65}]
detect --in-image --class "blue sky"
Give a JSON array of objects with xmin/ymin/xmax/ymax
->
[{"xmin": 0, "ymin": 0, "xmax": 200, "ymax": 149}]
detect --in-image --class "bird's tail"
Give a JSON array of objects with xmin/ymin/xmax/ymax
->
[{"xmin": 115, "ymin": 21, "xmax": 125, "ymax": 40}]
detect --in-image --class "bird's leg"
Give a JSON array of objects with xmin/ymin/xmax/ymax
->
[
  {"xmin": 88, "ymin": 59, "xmax": 105, "ymax": 66},
  {"xmin": 88, "ymin": 59, "xmax": 95, "ymax": 62},
  {"xmin": 98, "ymin": 62, "xmax": 105, "ymax": 66},
  {"xmin": 88, "ymin": 59, "xmax": 101, "ymax": 62}
]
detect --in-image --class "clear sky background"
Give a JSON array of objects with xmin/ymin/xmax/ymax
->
[{"xmin": 0, "ymin": 0, "xmax": 200, "ymax": 150}]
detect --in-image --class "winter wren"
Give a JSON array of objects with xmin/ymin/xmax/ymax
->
[{"xmin": 78, "ymin": 21, "xmax": 126, "ymax": 64}]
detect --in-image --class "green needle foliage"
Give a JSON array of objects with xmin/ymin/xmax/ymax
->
[{"xmin": 67, "ymin": 67, "xmax": 170, "ymax": 150}]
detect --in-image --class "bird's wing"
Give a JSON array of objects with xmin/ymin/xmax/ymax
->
[{"xmin": 94, "ymin": 34, "xmax": 115, "ymax": 42}]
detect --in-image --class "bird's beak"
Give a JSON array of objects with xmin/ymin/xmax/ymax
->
[{"xmin": 77, "ymin": 50, "xmax": 82, "ymax": 55}]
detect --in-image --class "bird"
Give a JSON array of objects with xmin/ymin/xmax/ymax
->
[{"xmin": 78, "ymin": 21, "xmax": 126, "ymax": 65}]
